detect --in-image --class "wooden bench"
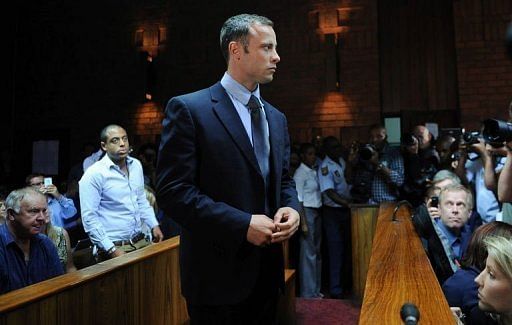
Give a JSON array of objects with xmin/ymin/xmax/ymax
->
[
  {"xmin": 0, "ymin": 236, "xmax": 296, "ymax": 325},
  {"xmin": 359, "ymin": 202, "xmax": 455, "ymax": 324}
]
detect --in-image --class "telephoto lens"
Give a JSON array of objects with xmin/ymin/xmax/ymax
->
[{"xmin": 482, "ymin": 119, "xmax": 512, "ymax": 146}]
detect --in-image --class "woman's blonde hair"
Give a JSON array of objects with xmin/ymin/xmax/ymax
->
[{"xmin": 485, "ymin": 235, "xmax": 512, "ymax": 281}]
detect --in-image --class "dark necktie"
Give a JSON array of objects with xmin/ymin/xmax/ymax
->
[{"xmin": 247, "ymin": 95, "xmax": 270, "ymax": 183}]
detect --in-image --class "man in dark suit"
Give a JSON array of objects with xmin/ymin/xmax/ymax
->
[{"xmin": 156, "ymin": 14, "xmax": 300, "ymax": 324}]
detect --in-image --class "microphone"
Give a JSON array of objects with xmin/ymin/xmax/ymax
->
[
  {"xmin": 392, "ymin": 200, "xmax": 412, "ymax": 222},
  {"xmin": 400, "ymin": 303, "xmax": 420, "ymax": 325}
]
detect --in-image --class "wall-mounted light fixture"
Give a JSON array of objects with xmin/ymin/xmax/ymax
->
[{"xmin": 144, "ymin": 52, "xmax": 155, "ymax": 101}]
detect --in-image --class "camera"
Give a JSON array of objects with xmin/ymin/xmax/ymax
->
[
  {"xmin": 359, "ymin": 143, "xmax": 376, "ymax": 160},
  {"xmin": 462, "ymin": 131, "xmax": 481, "ymax": 145},
  {"xmin": 401, "ymin": 132, "xmax": 418, "ymax": 147},
  {"xmin": 430, "ymin": 196, "xmax": 439, "ymax": 208},
  {"xmin": 482, "ymin": 119, "xmax": 512, "ymax": 147},
  {"xmin": 450, "ymin": 151, "xmax": 462, "ymax": 161}
]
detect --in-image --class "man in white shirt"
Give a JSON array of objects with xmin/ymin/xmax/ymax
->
[{"xmin": 79, "ymin": 124, "xmax": 163, "ymax": 261}]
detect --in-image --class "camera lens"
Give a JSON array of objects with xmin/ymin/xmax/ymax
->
[
  {"xmin": 482, "ymin": 119, "xmax": 512, "ymax": 144},
  {"xmin": 401, "ymin": 132, "xmax": 417, "ymax": 146},
  {"xmin": 359, "ymin": 144, "xmax": 375, "ymax": 160}
]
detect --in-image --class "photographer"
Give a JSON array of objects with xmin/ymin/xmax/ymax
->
[
  {"xmin": 348, "ymin": 124, "xmax": 404, "ymax": 204},
  {"xmin": 436, "ymin": 134, "xmax": 458, "ymax": 171},
  {"xmin": 401, "ymin": 131, "xmax": 438, "ymax": 207},
  {"xmin": 454, "ymin": 133, "xmax": 505, "ymax": 224},
  {"xmin": 496, "ymin": 101, "xmax": 512, "ymax": 224},
  {"xmin": 413, "ymin": 124, "xmax": 441, "ymax": 170}
]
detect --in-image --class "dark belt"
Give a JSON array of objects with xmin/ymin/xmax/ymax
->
[{"xmin": 113, "ymin": 232, "xmax": 146, "ymax": 246}]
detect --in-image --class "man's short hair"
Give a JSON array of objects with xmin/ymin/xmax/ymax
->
[
  {"xmin": 219, "ymin": 14, "xmax": 273, "ymax": 63},
  {"xmin": 321, "ymin": 136, "xmax": 339, "ymax": 150},
  {"xmin": 432, "ymin": 169, "xmax": 461, "ymax": 185},
  {"xmin": 25, "ymin": 173, "xmax": 45, "ymax": 186},
  {"xmin": 368, "ymin": 124, "xmax": 386, "ymax": 133},
  {"xmin": 439, "ymin": 184, "xmax": 473, "ymax": 211},
  {"xmin": 100, "ymin": 124, "xmax": 124, "ymax": 142},
  {"xmin": 299, "ymin": 143, "xmax": 315, "ymax": 156},
  {"xmin": 5, "ymin": 187, "xmax": 44, "ymax": 215}
]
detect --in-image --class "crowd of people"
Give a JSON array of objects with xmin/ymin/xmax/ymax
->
[
  {"xmin": 0, "ymin": 124, "xmax": 177, "ymax": 294},
  {"xmin": 286, "ymin": 111, "xmax": 512, "ymax": 323},
  {"xmin": 0, "ymin": 12, "xmax": 511, "ymax": 325}
]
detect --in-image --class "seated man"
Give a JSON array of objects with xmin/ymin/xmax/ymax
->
[
  {"xmin": 0, "ymin": 187, "xmax": 63, "ymax": 294},
  {"xmin": 425, "ymin": 184, "xmax": 474, "ymax": 284},
  {"xmin": 79, "ymin": 124, "xmax": 163, "ymax": 261},
  {"xmin": 26, "ymin": 173, "xmax": 77, "ymax": 229}
]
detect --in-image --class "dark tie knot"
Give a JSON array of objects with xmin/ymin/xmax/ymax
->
[{"xmin": 247, "ymin": 95, "xmax": 261, "ymax": 115}]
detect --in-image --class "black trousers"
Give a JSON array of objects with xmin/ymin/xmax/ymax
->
[{"xmin": 187, "ymin": 249, "xmax": 280, "ymax": 325}]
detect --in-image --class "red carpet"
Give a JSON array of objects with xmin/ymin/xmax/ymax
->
[{"xmin": 296, "ymin": 298, "xmax": 360, "ymax": 324}]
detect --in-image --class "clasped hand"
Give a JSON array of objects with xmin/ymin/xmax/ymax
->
[{"xmin": 246, "ymin": 207, "xmax": 300, "ymax": 247}]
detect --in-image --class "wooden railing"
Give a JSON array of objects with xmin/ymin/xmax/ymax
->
[
  {"xmin": 0, "ymin": 236, "xmax": 296, "ymax": 325},
  {"xmin": 0, "ymin": 236, "xmax": 188, "ymax": 325},
  {"xmin": 359, "ymin": 202, "xmax": 455, "ymax": 324}
]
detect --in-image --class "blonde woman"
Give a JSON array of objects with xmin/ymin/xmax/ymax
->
[
  {"xmin": 474, "ymin": 236, "xmax": 512, "ymax": 324},
  {"xmin": 42, "ymin": 210, "xmax": 77, "ymax": 273}
]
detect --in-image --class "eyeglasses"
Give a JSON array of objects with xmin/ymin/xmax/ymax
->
[{"xmin": 30, "ymin": 182, "xmax": 44, "ymax": 186}]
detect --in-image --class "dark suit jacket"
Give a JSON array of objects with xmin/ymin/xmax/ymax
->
[{"xmin": 156, "ymin": 82, "xmax": 299, "ymax": 305}]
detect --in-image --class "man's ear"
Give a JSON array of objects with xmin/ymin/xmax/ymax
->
[
  {"xmin": 229, "ymin": 41, "xmax": 241, "ymax": 59},
  {"xmin": 100, "ymin": 141, "xmax": 107, "ymax": 152},
  {"xmin": 6, "ymin": 209, "xmax": 16, "ymax": 221}
]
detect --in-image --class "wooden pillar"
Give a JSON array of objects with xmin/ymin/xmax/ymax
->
[{"xmin": 350, "ymin": 203, "xmax": 379, "ymax": 301}]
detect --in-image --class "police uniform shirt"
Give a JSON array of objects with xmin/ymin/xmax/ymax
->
[{"xmin": 318, "ymin": 156, "xmax": 352, "ymax": 208}]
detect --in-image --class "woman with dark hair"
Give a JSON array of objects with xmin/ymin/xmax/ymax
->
[{"xmin": 442, "ymin": 222, "xmax": 512, "ymax": 321}]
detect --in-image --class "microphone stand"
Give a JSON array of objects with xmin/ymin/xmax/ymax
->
[{"xmin": 392, "ymin": 200, "xmax": 413, "ymax": 222}]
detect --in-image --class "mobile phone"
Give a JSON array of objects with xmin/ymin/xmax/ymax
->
[
  {"xmin": 430, "ymin": 196, "xmax": 439, "ymax": 208},
  {"xmin": 44, "ymin": 177, "xmax": 53, "ymax": 187}
]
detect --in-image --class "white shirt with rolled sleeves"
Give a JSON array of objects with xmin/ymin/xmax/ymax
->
[
  {"xmin": 79, "ymin": 154, "xmax": 159, "ymax": 252},
  {"xmin": 465, "ymin": 154, "xmax": 506, "ymax": 223},
  {"xmin": 293, "ymin": 163, "xmax": 322, "ymax": 208},
  {"xmin": 318, "ymin": 156, "xmax": 352, "ymax": 208}
]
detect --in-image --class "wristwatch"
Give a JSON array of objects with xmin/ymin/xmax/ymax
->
[{"xmin": 376, "ymin": 163, "xmax": 384, "ymax": 171}]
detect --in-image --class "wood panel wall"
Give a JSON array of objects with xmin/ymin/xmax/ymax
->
[{"xmin": 379, "ymin": 0, "xmax": 460, "ymax": 128}]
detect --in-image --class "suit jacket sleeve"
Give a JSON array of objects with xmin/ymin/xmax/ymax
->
[{"xmin": 156, "ymin": 97, "xmax": 251, "ymax": 248}]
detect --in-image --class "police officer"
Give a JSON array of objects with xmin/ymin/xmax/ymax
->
[{"xmin": 318, "ymin": 136, "xmax": 352, "ymax": 299}]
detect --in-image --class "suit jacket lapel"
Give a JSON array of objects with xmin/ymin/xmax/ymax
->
[
  {"xmin": 262, "ymin": 99, "xmax": 282, "ymax": 179},
  {"xmin": 210, "ymin": 83, "xmax": 261, "ymax": 174}
]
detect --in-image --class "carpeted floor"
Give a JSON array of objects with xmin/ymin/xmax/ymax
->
[{"xmin": 296, "ymin": 298, "xmax": 360, "ymax": 324}]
